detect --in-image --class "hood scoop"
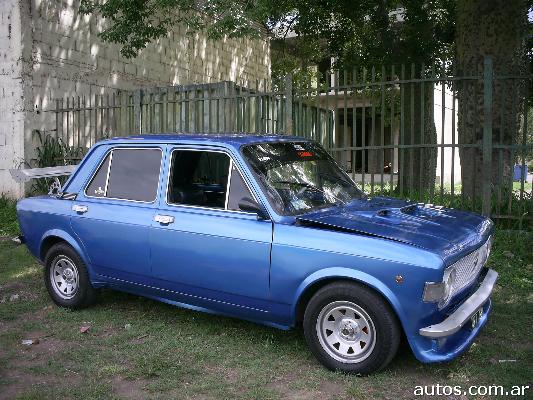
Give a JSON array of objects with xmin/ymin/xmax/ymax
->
[
  {"xmin": 296, "ymin": 214, "xmax": 421, "ymax": 247},
  {"xmin": 294, "ymin": 197, "xmax": 492, "ymax": 263}
]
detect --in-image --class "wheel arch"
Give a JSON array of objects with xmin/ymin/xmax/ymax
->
[
  {"xmin": 292, "ymin": 268, "xmax": 407, "ymax": 331},
  {"xmin": 40, "ymin": 229, "xmax": 90, "ymax": 268}
]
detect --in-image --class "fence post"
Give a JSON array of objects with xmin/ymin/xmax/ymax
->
[
  {"xmin": 284, "ymin": 75, "xmax": 293, "ymax": 135},
  {"xmin": 133, "ymin": 89, "xmax": 143, "ymax": 134},
  {"xmin": 482, "ymin": 56, "xmax": 493, "ymax": 217}
]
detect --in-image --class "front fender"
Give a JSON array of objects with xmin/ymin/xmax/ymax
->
[{"xmin": 291, "ymin": 267, "xmax": 408, "ymax": 332}]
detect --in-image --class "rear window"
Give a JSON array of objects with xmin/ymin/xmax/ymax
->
[{"xmin": 86, "ymin": 148, "xmax": 162, "ymax": 202}]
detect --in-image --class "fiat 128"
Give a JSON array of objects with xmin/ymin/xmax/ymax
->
[{"xmin": 14, "ymin": 134, "xmax": 497, "ymax": 374}]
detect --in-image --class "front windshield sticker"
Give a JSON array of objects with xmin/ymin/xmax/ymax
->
[{"xmin": 242, "ymin": 141, "xmax": 365, "ymax": 216}]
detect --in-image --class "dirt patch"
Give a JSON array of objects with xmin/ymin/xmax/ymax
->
[
  {"xmin": 0, "ymin": 326, "xmax": 83, "ymax": 399},
  {"xmin": 110, "ymin": 376, "xmax": 150, "ymax": 400},
  {"xmin": 14, "ymin": 332, "xmax": 64, "ymax": 363},
  {"xmin": 267, "ymin": 369, "xmax": 345, "ymax": 400},
  {"xmin": 0, "ymin": 306, "xmax": 54, "ymax": 332}
]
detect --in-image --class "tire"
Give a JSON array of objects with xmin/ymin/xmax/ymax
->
[
  {"xmin": 303, "ymin": 281, "xmax": 400, "ymax": 374},
  {"xmin": 44, "ymin": 242, "xmax": 97, "ymax": 309}
]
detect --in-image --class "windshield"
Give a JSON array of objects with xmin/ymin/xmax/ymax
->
[{"xmin": 242, "ymin": 141, "xmax": 365, "ymax": 215}]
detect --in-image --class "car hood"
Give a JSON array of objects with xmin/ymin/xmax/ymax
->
[{"xmin": 295, "ymin": 197, "xmax": 493, "ymax": 265}]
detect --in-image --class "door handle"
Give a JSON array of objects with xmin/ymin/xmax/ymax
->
[
  {"xmin": 154, "ymin": 214, "xmax": 174, "ymax": 225},
  {"xmin": 72, "ymin": 204, "xmax": 88, "ymax": 214}
]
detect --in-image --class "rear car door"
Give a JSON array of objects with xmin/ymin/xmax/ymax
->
[
  {"xmin": 150, "ymin": 146, "xmax": 273, "ymax": 315},
  {"xmin": 71, "ymin": 146, "xmax": 164, "ymax": 282}
]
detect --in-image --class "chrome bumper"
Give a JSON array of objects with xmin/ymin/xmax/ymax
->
[{"xmin": 419, "ymin": 269, "xmax": 498, "ymax": 338}]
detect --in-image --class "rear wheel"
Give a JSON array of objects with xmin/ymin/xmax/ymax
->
[
  {"xmin": 44, "ymin": 243, "xmax": 97, "ymax": 309},
  {"xmin": 303, "ymin": 281, "xmax": 400, "ymax": 374}
]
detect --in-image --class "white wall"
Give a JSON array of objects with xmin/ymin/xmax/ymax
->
[
  {"xmin": 0, "ymin": 0, "xmax": 26, "ymax": 197},
  {"xmin": 434, "ymin": 83, "xmax": 462, "ymax": 185},
  {"xmin": 1, "ymin": 0, "xmax": 271, "ymax": 198}
]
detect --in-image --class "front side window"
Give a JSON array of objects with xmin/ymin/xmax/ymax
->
[
  {"xmin": 227, "ymin": 164, "xmax": 254, "ymax": 211},
  {"xmin": 242, "ymin": 141, "xmax": 365, "ymax": 215},
  {"xmin": 168, "ymin": 150, "xmax": 230, "ymax": 208},
  {"xmin": 85, "ymin": 148, "xmax": 162, "ymax": 202},
  {"xmin": 167, "ymin": 150, "xmax": 254, "ymax": 211}
]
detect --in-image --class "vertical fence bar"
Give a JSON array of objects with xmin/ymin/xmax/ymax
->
[
  {"xmin": 451, "ymin": 65, "xmax": 456, "ymax": 199},
  {"xmin": 361, "ymin": 68, "xmax": 367, "ymax": 190},
  {"xmin": 370, "ymin": 67, "xmax": 376, "ymax": 195},
  {"xmin": 343, "ymin": 70, "xmax": 348, "ymax": 172},
  {"xmin": 285, "ymin": 75, "xmax": 293, "ymax": 135},
  {"xmin": 419, "ymin": 65, "xmax": 426, "ymax": 202},
  {"xmin": 390, "ymin": 65, "xmax": 395, "ymax": 191},
  {"xmin": 482, "ymin": 56, "xmax": 493, "ymax": 217},
  {"xmin": 440, "ymin": 66, "xmax": 445, "ymax": 203},
  {"xmin": 519, "ymin": 76, "xmax": 528, "ymax": 224},
  {"xmin": 352, "ymin": 67, "xmax": 358, "ymax": 181},
  {"xmin": 380, "ymin": 66, "xmax": 385, "ymax": 193},
  {"xmin": 409, "ymin": 64, "xmax": 415, "ymax": 200},
  {"xmin": 133, "ymin": 89, "xmax": 142, "ymax": 134},
  {"xmin": 399, "ymin": 66, "xmax": 405, "ymax": 196}
]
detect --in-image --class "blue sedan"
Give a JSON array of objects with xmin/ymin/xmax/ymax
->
[{"xmin": 15, "ymin": 134, "xmax": 497, "ymax": 374}]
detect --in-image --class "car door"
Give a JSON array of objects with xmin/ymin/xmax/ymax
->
[
  {"xmin": 150, "ymin": 146, "xmax": 273, "ymax": 314},
  {"xmin": 71, "ymin": 146, "xmax": 164, "ymax": 282}
]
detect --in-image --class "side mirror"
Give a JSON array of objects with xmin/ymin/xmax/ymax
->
[{"xmin": 238, "ymin": 197, "xmax": 269, "ymax": 220}]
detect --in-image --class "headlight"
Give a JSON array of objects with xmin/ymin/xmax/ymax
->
[
  {"xmin": 440, "ymin": 266, "xmax": 456, "ymax": 306},
  {"xmin": 422, "ymin": 266, "xmax": 456, "ymax": 305}
]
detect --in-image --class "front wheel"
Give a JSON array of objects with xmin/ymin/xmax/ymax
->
[
  {"xmin": 303, "ymin": 281, "xmax": 400, "ymax": 374},
  {"xmin": 44, "ymin": 243, "xmax": 97, "ymax": 309}
]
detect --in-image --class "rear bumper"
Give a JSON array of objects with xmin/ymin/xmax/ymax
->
[{"xmin": 419, "ymin": 269, "xmax": 498, "ymax": 338}]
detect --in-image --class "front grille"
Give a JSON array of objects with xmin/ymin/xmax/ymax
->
[{"xmin": 448, "ymin": 235, "xmax": 492, "ymax": 301}]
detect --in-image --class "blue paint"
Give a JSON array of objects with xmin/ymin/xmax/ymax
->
[{"xmin": 16, "ymin": 134, "xmax": 495, "ymax": 364}]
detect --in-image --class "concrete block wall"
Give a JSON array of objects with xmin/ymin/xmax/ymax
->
[
  {"xmin": 0, "ymin": 0, "xmax": 25, "ymax": 197},
  {"xmin": 1, "ymin": 0, "xmax": 271, "ymax": 198}
]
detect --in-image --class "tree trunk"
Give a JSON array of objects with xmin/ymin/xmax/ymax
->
[{"xmin": 456, "ymin": 0, "xmax": 527, "ymax": 199}]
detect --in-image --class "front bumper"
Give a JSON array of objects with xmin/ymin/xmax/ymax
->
[{"xmin": 419, "ymin": 269, "xmax": 498, "ymax": 338}]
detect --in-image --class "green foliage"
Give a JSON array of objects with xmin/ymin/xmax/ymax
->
[
  {"xmin": 0, "ymin": 197, "xmax": 18, "ymax": 237},
  {"xmin": 80, "ymin": 0, "xmax": 455, "ymax": 72},
  {"xmin": 80, "ymin": 0, "xmax": 268, "ymax": 58},
  {"xmin": 29, "ymin": 131, "xmax": 86, "ymax": 195}
]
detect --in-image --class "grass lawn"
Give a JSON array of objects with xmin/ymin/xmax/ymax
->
[{"xmin": 0, "ymin": 200, "xmax": 531, "ymax": 399}]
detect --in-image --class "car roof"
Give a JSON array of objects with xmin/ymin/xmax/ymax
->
[{"xmin": 99, "ymin": 133, "xmax": 311, "ymax": 147}]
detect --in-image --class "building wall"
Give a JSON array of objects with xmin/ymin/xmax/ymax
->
[
  {"xmin": 434, "ymin": 83, "xmax": 462, "ymax": 184},
  {"xmin": 1, "ymin": 0, "xmax": 271, "ymax": 198},
  {"xmin": 0, "ymin": 0, "xmax": 26, "ymax": 197}
]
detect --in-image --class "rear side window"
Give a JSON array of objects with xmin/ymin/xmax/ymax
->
[
  {"xmin": 86, "ymin": 148, "xmax": 162, "ymax": 202},
  {"xmin": 86, "ymin": 153, "xmax": 110, "ymax": 197}
]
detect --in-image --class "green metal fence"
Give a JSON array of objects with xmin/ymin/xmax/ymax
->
[{"xmin": 49, "ymin": 57, "xmax": 532, "ymax": 225}]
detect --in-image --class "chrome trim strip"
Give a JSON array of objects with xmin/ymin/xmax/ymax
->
[
  {"xmin": 100, "ymin": 274, "xmax": 269, "ymax": 313},
  {"xmin": 103, "ymin": 149, "xmax": 113, "ymax": 197},
  {"xmin": 419, "ymin": 269, "xmax": 498, "ymax": 338},
  {"xmin": 224, "ymin": 158, "xmax": 233, "ymax": 210}
]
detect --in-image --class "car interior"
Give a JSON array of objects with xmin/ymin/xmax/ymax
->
[{"xmin": 168, "ymin": 150, "xmax": 230, "ymax": 208}]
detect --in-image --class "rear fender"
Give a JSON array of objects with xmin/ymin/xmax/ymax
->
[{"xmin": 40, "ymin": 229, "xmax": 93, "ymax": 277}]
